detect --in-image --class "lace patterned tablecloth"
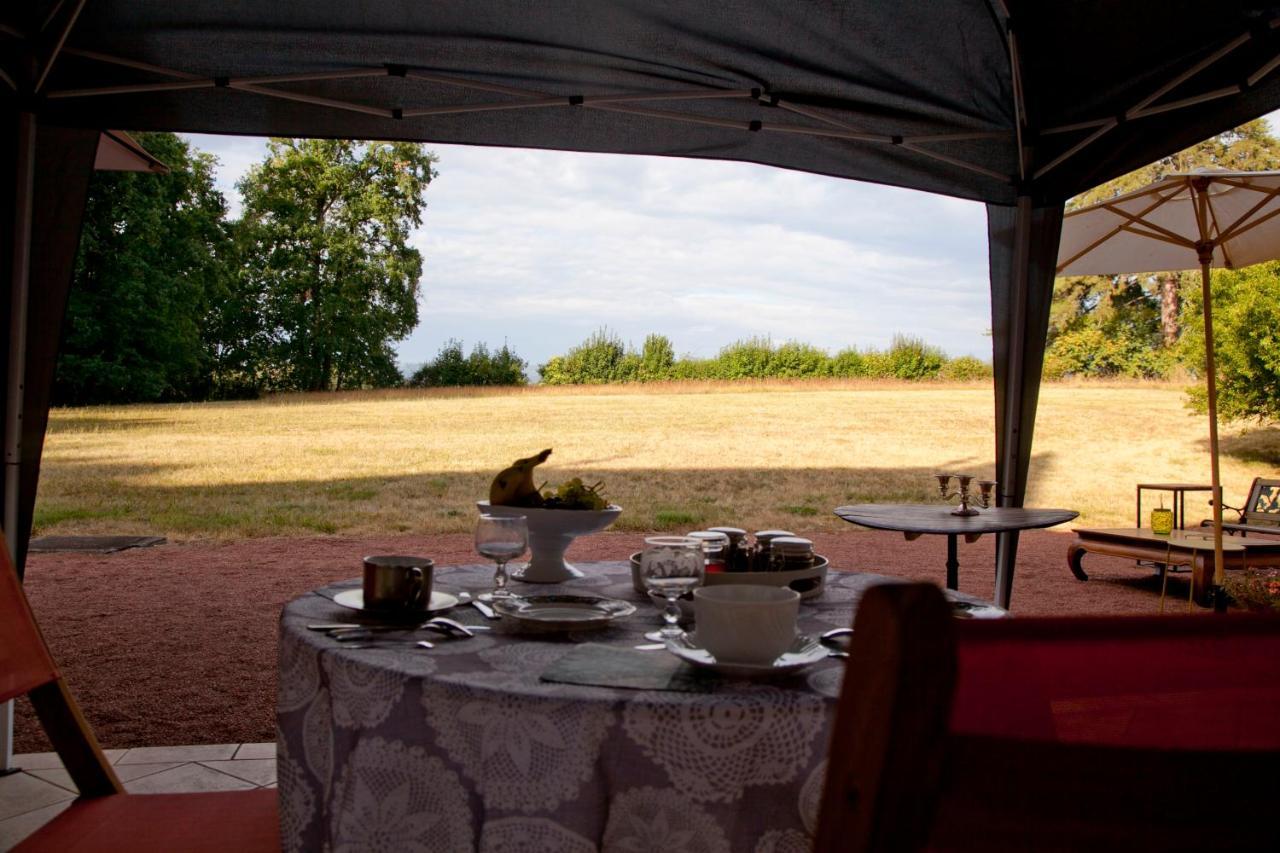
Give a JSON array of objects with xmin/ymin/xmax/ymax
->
[{"xmin": 276, "ymin": 561, "xmax": 995, "ymax": 852}]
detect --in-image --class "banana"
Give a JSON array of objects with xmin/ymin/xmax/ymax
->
[{"xmin": 489, "ymin": 448, "xmax": 552, "ymax": 507}]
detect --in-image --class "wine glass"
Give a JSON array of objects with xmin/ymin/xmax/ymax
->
[
  {"xmin": 475, "ymin": 514, "xmax": 528, "ymax": 602},
  {"xmin": 640, "ymin": 536, "xmax": 705, "ymax": 642}
]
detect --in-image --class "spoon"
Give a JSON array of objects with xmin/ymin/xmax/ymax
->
[{"xmin": 457, "ymin": 590, "xmax": 499, "ymax": 620}]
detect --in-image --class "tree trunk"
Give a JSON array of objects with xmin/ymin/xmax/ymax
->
[{"xmin": 1160, "ymin": 274, "xmax": 1180, "ymax": 346}]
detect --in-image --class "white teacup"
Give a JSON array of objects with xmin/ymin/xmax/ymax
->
[{"xmin": 693, "ymin": 585, "xmax": 799, "ymax": 665}]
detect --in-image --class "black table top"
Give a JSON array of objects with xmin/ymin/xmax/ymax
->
[{"xmin": 833, "ymin": 503, "xmax": 1078, "ymax": 535}]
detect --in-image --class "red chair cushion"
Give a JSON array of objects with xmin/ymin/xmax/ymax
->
[
  {"xmin": 0, "ymin": 541, "xmax": 59, "ymax": 703},
  {"xmin": 14, "ymin": 789, "xmax": 279, "ymax": 853}
]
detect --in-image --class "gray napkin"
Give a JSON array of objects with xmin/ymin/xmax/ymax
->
[{"xmin": 540, "ymin": 642, "xmax": 713, "ymax": 692}]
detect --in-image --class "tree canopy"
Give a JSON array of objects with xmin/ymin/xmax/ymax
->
[
  {"xmin": 56, "ymin": 132, "xmax": 233, "ymax": 405},
  {"xmin": 1047, "ymin": 120, "xmax": 1280, "ymax": 391},
  {"xmin": 231, "ymin": 139, "xmax": 438, "ymax": 392}
]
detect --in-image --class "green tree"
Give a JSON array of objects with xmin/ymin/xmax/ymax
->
[
  {"xmin": 1181, "ymin": 262, "xmax": 1280, "ymax": 422},
  {"xmin": 234, "ymin": 139, "xmax": 437, "ymax": 391},
  {"xmin": 56, "ymin": 133, "xmax": 233, "ymax": 404},
  {"xmin": 638, "ymin": 334, "xmax": 676, "ymax": 381},
  {"xmin": 1050, "ymin": 120, "xmax": 1280, "ymax": 378}
]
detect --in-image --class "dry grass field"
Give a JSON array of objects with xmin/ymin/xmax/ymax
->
[{"xmin": 34, "ymin": 379, "xmax": 1280, "ymax": 540}]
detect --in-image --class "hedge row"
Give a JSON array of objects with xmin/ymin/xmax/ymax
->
[{"xmin": 537, "ymin": 331, "xmax": 992, "ymax": 385}]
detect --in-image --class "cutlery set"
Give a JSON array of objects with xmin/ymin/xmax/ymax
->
[{"xmin": 308, "ymin": 615, "xmax": 491, "ymax": 649}]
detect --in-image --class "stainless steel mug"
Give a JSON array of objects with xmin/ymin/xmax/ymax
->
[{"xmin": 362, "ymin": 555, "xmax": 434, "ymax": 612}]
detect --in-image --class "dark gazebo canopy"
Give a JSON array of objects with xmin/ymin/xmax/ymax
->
[{"xmin": 5, "ymin": 1, "xmax": 1280, "ymax": 604}]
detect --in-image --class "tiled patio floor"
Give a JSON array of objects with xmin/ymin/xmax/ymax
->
[{"xmin": 0, "ymin": 743, "xmax": 276, "ymax": 851}]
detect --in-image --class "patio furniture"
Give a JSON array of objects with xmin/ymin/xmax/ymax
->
[
  {"xmin": 1067, "ymin": 527, "xmax": 1274, "ymax": 607},
  {"xmin": 276, "ymin": 560, "xmax": 1001, "ymax": 851},
  {"xmin": 814, "ymin": 582, "xmax": 1280, "ymax": 853},
  {"xmin": 1208, "ymin": 477, "xmax": 1280, "ymax": 538},
  {"xmin": 1135, "ymin": 482, "xmax": 1218, "ymax": 531},
  {"xmin": 0, "ymin": 534, "xmax": 279, "ymax": 852},
  {"xmin": 833, "ymin": 504, "xmax": 1078, "ymax": 608}
]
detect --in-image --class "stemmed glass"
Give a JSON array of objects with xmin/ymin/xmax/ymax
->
[
  {"xmin": 640, "ymin": 536, "xmax": 705, "ymax": 642},
  {"xmin": 474, "ymin": 514, "xmax": 528, "ymax": 602}
]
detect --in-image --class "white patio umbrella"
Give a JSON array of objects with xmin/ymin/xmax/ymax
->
[{"xmin": 1057, "ymin": 169, "xmax": 1280, "ymax": 604}]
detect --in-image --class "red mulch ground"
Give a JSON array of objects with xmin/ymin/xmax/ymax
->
[{"xmin": 14, "ymin": 529, "xmax": 1203, "ymax": 752}]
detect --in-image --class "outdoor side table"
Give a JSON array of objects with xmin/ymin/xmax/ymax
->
[
  {"xmin": 276, "ymin": 561, "xmax": 1001, "ymax": 852},
  {"xmin": 1135, "ymin": 483, "xmax": 1220, "ymax": 531},
  {"xmin": 833, "ymin": 504, "xmax": 1078, "ymax": 609}
]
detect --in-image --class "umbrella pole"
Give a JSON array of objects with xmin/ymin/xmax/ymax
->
[{"xmin": 1199, "ymin": 255, "xmax": 1226, "ymax": 610}]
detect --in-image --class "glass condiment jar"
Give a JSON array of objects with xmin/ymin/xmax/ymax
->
[
  {"xmin": 706, "ymin": 527, "xmax": 749, "ymax": 572},
  {"xmin": 686, "ymin": 531, "xmax": 732, "ymax": 573},
  {"xmin": 752, "ymin": 530, "xmax": 795, "ymax": 572},
  {"xmin": 768, "ymin": 536, "xmax": 815, "ymax": 572}
]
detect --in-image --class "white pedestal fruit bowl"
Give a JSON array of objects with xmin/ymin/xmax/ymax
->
[{"xmin": 476, "ymin": 500, "xmax": 622, "ymax": 583}]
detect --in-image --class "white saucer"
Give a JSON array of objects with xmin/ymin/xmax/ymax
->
[
  {"xmin": 492, "ymin": 594, "xmax": 636, "ymax": 631},
  {"xmin": 665, "ymin": 633, "xmax": 831, "ymax": 677},
  {"xmin": 332, "ymin": 588, "xmax": 459, "ymax": 618}
]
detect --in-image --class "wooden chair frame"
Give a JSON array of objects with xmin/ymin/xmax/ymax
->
[{"xmin": 0, "ymin": 533, "xmax": 278, "ymax": 851}]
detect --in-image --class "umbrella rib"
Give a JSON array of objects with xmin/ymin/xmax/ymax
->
[
  {"xmin": 1055, "ymin": 187, "xmax": 1185, "ymax": 272},
  {"xmin": 1205, "ymin": 201, "xmax": 1235, "ymax": 268},
  {"xmin": 1007, "ymin": 27, "xmax": 1027, "ymax": 181},
  {"xmin": 33, "ymin": 0, "xmax": 86, "ymax": 93},
  {"xmin": 1100, "ymin": 198, "xmax": 1197, "ymax": 247},
  {"xmin": 230, "ymin": 82, "xmax": 397, "ymax": 120},
  {"xmin": 1128, "ymin": 31, "xmax": 1252, "ymax": 116},
  {"xmin": 1034, "ymin": 120, "xmax": 1116, "ymax": 180},
  {"xmin": 900, "ymin": 142, "xmax": 1012, "ymax": 182},
  {"xmin": 1118, "ymin": 224, "xmax": 1194, "ymax": 249},
  {"xmin": 1213, "ymin": 201, "xmax": 1280, "ymax": 245},
  {"xmin": 1036, "ymin": 21, "xmax": 1268, "ymax": 179},
  {"xmin": 1247, "ymin": 49, "xmax": 1280, "ymax": 87},
  {"xmin": 1127, "ymin": 85, "xmax": 1242, "ymax": 121},
  {"xmin": 61, "ymin": 47, "xmax": 202, "ymax": 80},
  {"xmin": 1214, "ymin": 183, "xmax": 1280, "ymax": 242}
]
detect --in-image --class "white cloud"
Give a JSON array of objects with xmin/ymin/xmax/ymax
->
[{"xmin": 183, "ymin": 132, "xmax": 1000, "ymax": 371}]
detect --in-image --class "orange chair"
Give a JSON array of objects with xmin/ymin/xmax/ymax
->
[
  {"xmin": 0, "ymin": 534, "xmax": 278, "ymax": 852},
  {"xmin": 815, "ymin": 583, "xmax": 1280, "ymax": 852}
]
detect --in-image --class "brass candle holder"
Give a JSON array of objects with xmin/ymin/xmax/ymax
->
[{"xmin": 935, "ymin": 473, "xmax": 997, "ymax": 517}]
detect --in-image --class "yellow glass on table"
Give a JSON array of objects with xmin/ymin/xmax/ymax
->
[{"xmin": 1150, "ymin": 506, "xmax": 1175, "ymax": 536}]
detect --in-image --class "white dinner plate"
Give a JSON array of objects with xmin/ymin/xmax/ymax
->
[
  {"xmin": 492, "ymin": 594, "xmax": 636, "ymax": 631},
  {"xmin": 665, "ymin": 633, "xmax": 831, "ymax": 678},
  {"xmin": 332, "ymin": 588, "xmax": 459, "ymax": 618}
]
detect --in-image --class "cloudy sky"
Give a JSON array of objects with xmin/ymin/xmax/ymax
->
[{"xmin": 177, "ymin": 126, "xmax": 1171, "ymax": 373}]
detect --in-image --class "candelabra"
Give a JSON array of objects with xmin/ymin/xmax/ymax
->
[{"xmin": 935, "ymin": 473, "xmax": 997, "ymax": 517}]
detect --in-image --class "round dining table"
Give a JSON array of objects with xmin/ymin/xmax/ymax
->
[{"xmin": 276, "ymin": 561, "xmax": 1003, "ymax": 852}]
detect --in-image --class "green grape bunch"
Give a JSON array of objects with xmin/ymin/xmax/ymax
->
[{"xmin": 541, "ymin": 477, "xmax": 609, "ymax": 510}]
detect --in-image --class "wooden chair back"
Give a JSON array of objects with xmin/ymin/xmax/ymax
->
[
  {"xmin": 0, "ymin": 533, "xmax": 122, "ymax": 797},
  {"xmin": 815, "ymin": 583, "xmax": 1280, "ymax": 852},
  {"xmin": 1236, "ymin": 476, "xmax": 1280, "ymax": 529}
]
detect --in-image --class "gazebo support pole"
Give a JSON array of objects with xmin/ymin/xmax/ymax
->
[
  {"xmin": 993, "ymin": 197, "xmax": 1033, "ymax": 610},
  {"xmin": 1, "ymin": 110, "xmax": 36, "ymax": 774},
  {"xmin": 1198, "ymin": 250, "xmax": 1227, "ymax": 610},
  {"xmin": 988, "ymin": 196, "xmax": 1064, "ymax": 609}
]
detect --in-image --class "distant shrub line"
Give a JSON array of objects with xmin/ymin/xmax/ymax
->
[
  {"xmin": 405, "ymin": 331, "xmax": 992, "ymax": 388},
  {"xmin": 536, "ymin": 330, "xmax": 993, "ymax": 385},
  {"xmin": 407, "ymin": 339, "xmax": 529, "ymax": 387}
]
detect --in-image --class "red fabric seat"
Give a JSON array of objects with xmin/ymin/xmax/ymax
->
[
  {"xmin": 0, "ymin": 532, "xmax": 279, "ymax": 851},
  {"xmin": 814, "ymin": 583, "xmax": 1280, "ymax": 853},
  {"xmin": 14, "ymin": 789, "xmax": 279, "ymax": 853}
]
